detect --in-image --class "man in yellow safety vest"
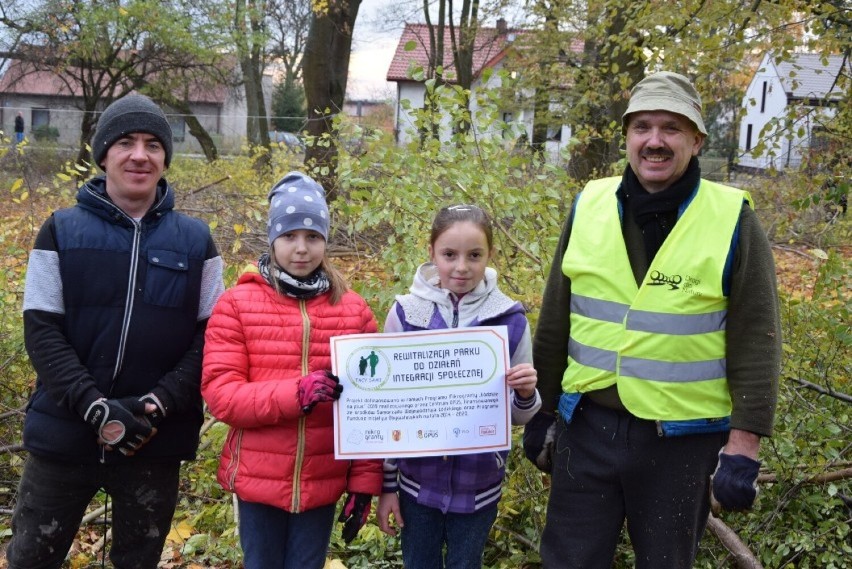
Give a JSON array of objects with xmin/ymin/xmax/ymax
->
[{"xmin": 526, "ymin": 71, "xmax": 781, "ymax": 569}]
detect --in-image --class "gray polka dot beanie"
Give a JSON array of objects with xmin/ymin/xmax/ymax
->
[
  {"xmin": 267, "ymin": 171, "xmax": 329, "ymax": 243},
  {"xmin": 92, "ymin": 94, "xmax": 174, "ymax": 169}
]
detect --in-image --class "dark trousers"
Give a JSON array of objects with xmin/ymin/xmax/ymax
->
[
  {"xmin": 399, "ymin": 491, "xmax": 499, "ymax": 569},
  {"xmin": 6, "ymin": 454, "xmax": 181, "ymax": 569},
  {"xmin": 539, "ymin": 399, "xmax": 725, "ymax": 569},
  {"xmin": 237, "ymin": 498, "xmax": 336, "ymax": 569}
]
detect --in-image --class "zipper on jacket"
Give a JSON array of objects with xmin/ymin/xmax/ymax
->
[
  {"xmin": 227, "ymin": 429, "xmax": 244, "ymax": 490},
  {"xmin": 291, "ymin": 299, "xmax": 311, "ymax": 512},
  {"xmin": 111, "ymin": 220, "xmax": 141, "ymax": 384},
  {"xmin": 85, "ymin": 185, "xmax": 142, "ymax": 390}
]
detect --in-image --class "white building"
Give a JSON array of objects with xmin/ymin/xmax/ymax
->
[
  {"xmin": 385, "ymin": 21, "xmax": 574, "ymax": 158},
  {"xmin": 737, "ymin": 52, "xmax": 849, "ymax": 172}
]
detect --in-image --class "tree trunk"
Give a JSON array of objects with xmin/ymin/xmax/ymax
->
[
  {"xmin": 567, "ymin": 7, "xmax": 643, "ymax": 181},
  {"xmin": 77, "ymin": 106, "xmax": 98, "ymax": 170},
  {"xmin": 302, "ymin": 0, "xmax": 361, "ymax": 198},
  {"xmin": 171, "ymin": 99, "xmax": 219, "ymax": 162},
  {"xmin": 236, "ymin": 0, "xmax": 271, "ymax": 171}
]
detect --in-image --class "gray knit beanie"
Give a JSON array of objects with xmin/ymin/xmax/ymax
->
[
  {"xmin": 92, "ymin": 94, "xmax": 174, "ymax": 169},
  {"xmin": 267, "ymin": 172, "xmax": 329, "ymax": 243}
]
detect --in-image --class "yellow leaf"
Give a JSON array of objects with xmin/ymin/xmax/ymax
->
[
  {"xmin": 234, "ymin": 224, "xmax": 245, "ymax": 236},
  {"xmin": 325, "ymin": 559, "xmax": 348, "ymax": 569},
  {"xmin": 11, "ymin": 178, "xmax": 23, "ymax": 192},
  {"xmin": 166, "ymin": 520, "xmax": 193, "ymax": 544}
]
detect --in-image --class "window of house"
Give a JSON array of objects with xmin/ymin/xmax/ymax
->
[
  {"xmin": 32, "ymin": 108, "xmax": 50, "ymax": 129},
  {"xmin": 501, "ymin": 112, "xmax": 514, "ymax": 139},
  {"xmin": 746, "ymin": 124, "xmax": 753, "ymax": 151},
  {"xmin": 760, "ymin": 81, "xmax": 767, "ymax": 113},
  {"xmin": 169, "ymin": 117, "xmax": 185, "ymax": 143}
]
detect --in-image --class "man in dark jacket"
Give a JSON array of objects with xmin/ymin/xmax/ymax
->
[
  {"xmin": 6, "ymin": 94, "xmax": 225, "ymax": 569},
  {"xmin": 525, "ymin": 72, "xmax": 781, "ymax": 568},
  {"xmin": 14, "ymin": 111, "xmax": 24, "ymax": 144}
]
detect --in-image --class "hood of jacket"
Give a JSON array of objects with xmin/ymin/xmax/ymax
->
[{"xmin": 398, "ymin": 262, "xmax": 522, "ymax": 329}]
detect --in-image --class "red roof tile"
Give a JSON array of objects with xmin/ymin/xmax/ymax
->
[
  {"xmin": 0, "ymin": 57, "xmax": 228, "ymax": 104},
  {"xmin": 386, "ymin": 23, "xmax": 518, "ymax": 83}
]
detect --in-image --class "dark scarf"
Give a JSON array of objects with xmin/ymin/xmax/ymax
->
[
  {"xmin": 257, "ymin": 252, "xmax": 330, "ymax": 299},
  {"xmin": 618, "ymin": 157, "xmax": 701, "ymax": 263}
]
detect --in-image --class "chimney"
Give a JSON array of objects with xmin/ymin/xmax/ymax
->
[{"xmin": 496, "ymin": 18, "xmax": 507, "ymax": 34}]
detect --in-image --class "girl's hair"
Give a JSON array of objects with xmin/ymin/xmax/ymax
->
[
  {"xmin": 267, "ymin": 244, "xmax": 349, "ymax": 304},
  {"xmin": 430, "ymin": 204, "xmax": 494, "ymax": 250}
]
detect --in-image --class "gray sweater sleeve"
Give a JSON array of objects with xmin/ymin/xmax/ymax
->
[{"xmin": 725, "ymin": 206, "xmax": 781, "ymax": 436}]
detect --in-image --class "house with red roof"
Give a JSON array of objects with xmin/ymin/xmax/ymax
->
[
  {"xmin": 386, "ymin": 20, "xmax": 574, "ymax": 154},
  {"xmin": 737, "ymin": 52, "xmax": 849, "ymax": 172},
  {"xmin": 0, "ymin": 56, "xmax": 271, "ymax": 154}
]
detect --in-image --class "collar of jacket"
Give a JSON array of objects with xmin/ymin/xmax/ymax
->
[{"xmin": 77, "ymin": 175, "xmax": 174, "ymax": 224}]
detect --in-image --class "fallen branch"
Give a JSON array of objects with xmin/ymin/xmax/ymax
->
[
  {"xmin": 492, "ymin": 523, "xmax": 538, "ymax": 550},
  {"xmin": 706, "ymin": 515, "xmax": 764, "ymax": 569},
  {"xmin": 789, "ymin": 377, "xmax": 852, "ymax": 404},
  {"xmin": 81, "ymin": 505, "xmax": 108, "ymax": 525},
  {"xmin": 0, "ymin": 444, "xmax": 24, "ymax": 454},
  {"xmin": 0, "ymin": 405, "xmax": 26, "ymax": 420},
  {"xmin": 771, "ymin": 244, "xmax": 819, "ymax": 260},
  {"xmin": 758, "ymin": 466, "xmax": 852, "ymax": 484},
  {"xmin": 186, "ymin": 175, "xmax": 232, "ymax": 196}
]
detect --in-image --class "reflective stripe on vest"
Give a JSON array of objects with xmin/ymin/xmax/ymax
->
[{"xmin": 561, "ymin": 177, "xmax": 752, "ymax": 421}]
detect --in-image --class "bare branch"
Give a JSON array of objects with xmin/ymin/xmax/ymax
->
[{"xmin": 706, "ymin": 515, "xmax": 765, "ymax": 569}]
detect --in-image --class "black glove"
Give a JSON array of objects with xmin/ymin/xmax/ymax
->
[
  {"xmin": 298, "ymin": 370, "xmax": 343, "ymax": 414},
  {"xmin": 83, "ymin": 398, "xmax": 154, "ymax": 455},
  {"xmin": 710, "ymin": 452, "xmax": 761, "ymax": 512},
  {"xmin": 139, "ymin": 393, "xmax": 167, "ymax": 427},
  {"xmin": 338, "ymin": 492, "xmax": 372, "ymax": 544},
  {"xmin": 523, "ymin": 411, "xmax": 556, "ymax": 473}
]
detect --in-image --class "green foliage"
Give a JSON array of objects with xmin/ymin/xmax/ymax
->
[
  {"xmin": 693, "ymin": 251, "xmax": 851, "ymax": 569},
  {"xmin": 31, "ymin": 124, "xmax": 59, "ymax": 142},
  {"xmin": 271, "ymin": 79, "xmax": 307, "ymax": 133},
  {"xmin": 743, "ymin": 171, "xmax": 851, "ymax": 248},
  {"xmin": 1, "ymin": 83, "xmax": 850, "ymax": 567},
  {"xmin": 334, "ymin": 77, "xmax": 576, "ymax": 322}
]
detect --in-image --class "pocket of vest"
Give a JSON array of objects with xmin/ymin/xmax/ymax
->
[{"xmin": 144, "ymin": 249, "xmax": 189, "ymax": 308}]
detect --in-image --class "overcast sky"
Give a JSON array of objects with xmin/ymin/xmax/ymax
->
[
  {"xmin": 347, "ymin": 0, "xmax": 531, "ymax": 101},
  {"xmin": 348, "ymin": 0, "xmax": 407, "ymax": 101}
]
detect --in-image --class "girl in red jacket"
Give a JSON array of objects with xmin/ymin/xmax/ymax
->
[{"xmin": 202, "ymin": 171, "xmax": 382, "ymax": 569}]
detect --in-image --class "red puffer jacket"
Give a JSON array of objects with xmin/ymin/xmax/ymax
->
[{"xmin": 202, "ymin": 271, "xmax": 382, "ymax": 512}]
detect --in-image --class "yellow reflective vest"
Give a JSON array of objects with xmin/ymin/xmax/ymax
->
[{"xmin": 562, "ymin": 177, "xmax": 752, "ymax": 421}]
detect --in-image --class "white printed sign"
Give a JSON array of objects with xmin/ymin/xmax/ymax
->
[{"xmin": 331, "ymin": 326, "xmax": 511, "ymax": 459}]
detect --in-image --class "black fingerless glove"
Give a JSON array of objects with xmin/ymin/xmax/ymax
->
[
  {"xmin": 139, "ymin": 393, "xmax": 167, "ymax": 427},
  {"xmin": 83, "ymin": 398, "xmax": 153, "ymax": 455}
]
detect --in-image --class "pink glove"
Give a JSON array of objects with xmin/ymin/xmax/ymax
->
[
  {"xmin": 298, "ymin": 370, "xmax": 342, "ymax": 414},
  {"xmin": 338, "ymin": 492, "xmax": 372, "ymax": 544}
]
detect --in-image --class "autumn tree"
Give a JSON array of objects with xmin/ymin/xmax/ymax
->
[
  {"xmin": 302, "ymin": 0, "xmax": 361, "ymax": 196},
  {"xmin": 508, "ymin": 0, "xmax": 840, "ymax": 181},
  {"xmin": 267, "ymin": 0, "xmax": 311, "ymax": 133},
  {"xmin": 232, "ymin": 0, "xmax": 271, "ymax": 171},
  {"xmin": 0, "ymin": 0, "xmax": 229, "ymax": 166}
]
